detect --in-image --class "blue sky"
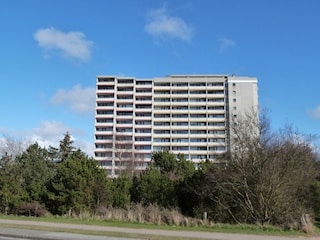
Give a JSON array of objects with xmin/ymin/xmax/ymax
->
[{"xmin": 1, "ymin": 0, "xmax": 320, "ymax": 155}]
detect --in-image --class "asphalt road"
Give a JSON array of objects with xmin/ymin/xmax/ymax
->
[{"xmin": 0, "ymin": 219, "xmax": 319, "ymax": 240}]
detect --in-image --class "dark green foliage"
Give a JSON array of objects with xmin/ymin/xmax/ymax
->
[
  {"xmin": 111, "ymin": 173, "xmax": 132, "ymax": 208},
  {"xmin": 131, "ymin": 168, "xmax": 175, "ymax": 208},
  {"xmin": 16, "ymin": 143, "xmax": 54, "ymax": 202},
  {"xmin": 58, "ymin": 132, "xmax": 75, "ymax": 162},
  {"xmin": 0, "ymin": 153, "xmax": 24, "ymax": 214},
  {"xmin": 46, "ymin": 149, "xmax": 111, "ymax": 215}
]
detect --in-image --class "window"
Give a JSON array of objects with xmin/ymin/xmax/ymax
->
[
  {"xmin": 172, "ymin": 114, "xmax": 188, "ymax": 118},
  {"xmin": 208, "ymin": 130, "xmax": 225, "ymax": 134},
  {"xmin": 207, "ymin": 106, "xmax": 224, "ymax": 110},
  {"xmin": 117, "ymin": 111, "xmax": 133, "ymax": 116},
  {"xmin": 154, "ymin": 114, "xmax": 170, "ymax": 118},
  {"xmin": 208, "ymin": 122, "xmax": 225, "ymax": 126},
  {"xmin": 116, "ymin": 128, "xmax": 132, "ymax": 133},
  {"xmin": 97, "ymin": 110, "xmax": 114, "ymax": 115},
  {"xmin": 190, "ymin": 130, "xmax": 206, "ymax": 134},
  {"xmin": 154, "ymin": 106, "xmax": 170, "ymax": 110},
  {"xmin": 190, "ymin": 106, "xmax": 206, "ymax": 110},
  {"xmin": 172, "ymin": 82, "xmax": 188, "ymax": 87},
  {"xmin": 190, "ymin": 146, "xmax": 207, "ymax": 151},
  {"xmin": 154, "ymin": 90, "xmax": 170, "ymax": 95},
  {"xmin": 172, "ymin": 98, "xmax": 188, "ymax": 102},
  {"xmin": 172, "ymin": 138, "xmax": 188, "ymax": 142},
  {"xmin": 172, "ymin": 130, "xmax": 188, "ymax": 134},
  {"xmin": 154, "ymin": 98, "xmax": 170, "ymax": 102},
  {"xmin": 172, "ymin": 106, "xmax": 188, "ymax": 110},
  {"xmin": 96, "ymin": 135, "xmax": 112, "ymax": 140},
  {"xmin": 154, "ymin": 122, "xmax": 170, "ymax": 126},
  {"xmin": 95, "ymin": 144, "xmax": 112, "ymax": 149},
  {"xmin": 135, "ymin": 121, "xmax": 151, "ymax": 125},
  {"xmin": 135, "ymin": 145, "xmax": 151, "ymax": 150},
  {"xmin": 207, "ymin": 82, "xmax": 224, "ymax": 86},
  {"xmin": 207, "ymin": 98, "xmax": 224, "ymax": 102},
  {"xmin": 97, "ymin": 102, "xmax": 114, "ymax": 107},
  {"xmin": 135, "ymin": 113, "xmax": 151, "ymax": 117},
  {"xmin": 190, "ymin": 90, "xmax": 206, "ymax": 94},
  {"xmin": 208, "ymin": 114, "xmax": 224, "ymax": 118},
  {"xmin": 97, "ymin": 85, "xmax": 114, "ymax": 90},
  {"xmin": 189, "ymin": 98, "xmax": 206, "ymax": 102},
  {"xmin": 117, "ymin": 120, "xmax": 132, "ymax": 124},
  {"xmin": 136, "ymin": 89, "xmax": 152, "ymax": 93},
  {"xmin": 172, "ymin": 122, "xmax": 188, "ymax": 126},
  {"xmin": 190, "ymin": 114, "xmax": 206, "ymax": 118},
  {"xmin": 233, "ymin": 98, "xmax": 236, "ymax": 102},
  {"xmin": 135, "ymin": 129, "xmax": 151, "ymax": 133},
  {"xmin": 191, "ymin": 155, "xmax": 207, "ymax": 160},
  {"xmin": 117, "ymin": 104, "xmax": 133, "ymax": 108},
  {"xmin": 190, "ymin": 122, "xmax": 206, "ymax": 126},
  {"xmin": 153, "ymin": 146, "xmax": 170, "ymax": 151},
  {"xmin": 97, "ymin": 118, "xmax": 113, "ymax": 123},
  {"xmin": 136, "ymin": 104, "xmax": 152, "ymax": 109},
  {"xmin": 136, "ymin": 81, "xmax": 152, "ymax": 85},
  {"xmin": 190, "ymin": 82, "xmax": 206, "ymax": 87},
  {"xmin": 208, "ymin": 138, "xmax": 225, "ymax": 142},
  {"xmin": 207, "ymin": 90, "xmax": 224, "ymax": 94},
  {"xmin": 172, "ymin": 146, "xmax": 189, "ymax": 151},
  {"xmin": 117, "ymin": 95, "xmax": 133, "ymax": 99},
  {"xmin": 98, "ymin": 94, "xmax": 114, "ymax": 98},
  {"xmin": 154, "ymin": 82, "xmax": 170, "ymax": 86},
  {"xmin": 154, "ymin": 138, "xmax": 170, "ymax": 142},
  {"xmin": 96, "ymin": 127, "xmax": 113, "ymax": 131},
  {"xmin": 154, "ymin": 130, "xmax": 170, "ymax": 134},
  {"xmin": 98, "ymin": 78, "xmax": 114, "ymax": 83},
  {"xmin": 209, "ymin": 146, "xmax": 226, "ymax": 151},
  {"xmin": 136, "ymin": 97, "xmax": 152, "ymax": 101},
  {"xmin": 135, "ymin": 137, "xmax": 151, "ymax": 141},
  {"xmin": 117, "ymin": 87, "xmax": 133, "ymax": 91},
  {"xmin": 190, "ymin": 138, "xmax": 207, "ymax": 142},
  {"xmin": 118, "ymin": 79, "xmax": 133, "ymax": 84},
  {"xmin": 172, "ymin": 90, "xmax": 188, "ymax": 94}
]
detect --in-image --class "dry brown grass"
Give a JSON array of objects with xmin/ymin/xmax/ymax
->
[{"xmin": 74, "ymin": 203, "xmax": 209, "ymax": 227}]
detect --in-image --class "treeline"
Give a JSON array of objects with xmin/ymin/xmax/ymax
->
[{"xmin": 0, "ymin": 113, "xmax": 320, "ymax": 232}]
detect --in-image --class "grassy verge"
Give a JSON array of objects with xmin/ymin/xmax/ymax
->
[{"xmin": 0, "ymin": 215, "xmax": 318, "ymax": 239}]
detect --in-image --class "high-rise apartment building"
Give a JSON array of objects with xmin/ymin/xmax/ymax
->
[{"xmin": 95, "ymin": 75, "xmax": 258, "ymax": 177}]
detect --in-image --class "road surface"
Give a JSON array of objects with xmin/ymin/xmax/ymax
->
[{"xmin": 0, "ymin": 219, "xmax": 319, "ymax": 240}]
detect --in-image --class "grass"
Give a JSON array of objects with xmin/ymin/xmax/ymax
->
[{"xmin": 0, "ymin": 214, "xmax": 317, "ymax": 239}]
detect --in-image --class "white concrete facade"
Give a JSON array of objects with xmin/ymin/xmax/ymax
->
[{"xmin": 95, "ymin": 75, "xmax": 258, "ymax": 176}]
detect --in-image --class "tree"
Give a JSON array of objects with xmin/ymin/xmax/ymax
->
[
  {"xmin": 0, "ymin": 153, "xmax": 23, "ymax": 214},
  {"xmin": 131, "ymin": 168, "xmax": 176, "ymax": 208},
  {"xmin": 110, "ymin": 173, "xmax": 132, "ymax": 208},
  {"xmin": 0, "ymin": 134, "xmax": 27, "ymax": 159},
  {"xmin": 46, "ymin": 149, "xmax": 110, "ymax": 215},
  {"xmin": 16, "ymin": 143, "xmax": 54, "ymax": 203},
  {"xmin": 200, "ymin": 111, "xmax": 319, "ymax": 227},
  {"xmin": 58, "ymin": 132, "xmax": 75, "ymax": 162}
]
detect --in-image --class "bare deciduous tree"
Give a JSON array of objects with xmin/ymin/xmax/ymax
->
[
  {"xmin": 201, "ymin": 110, "xmax": 318, "ymax": 228},
  {"xmin": 0, "ymin": 134, "xmax": 28, "ymax": 159}
]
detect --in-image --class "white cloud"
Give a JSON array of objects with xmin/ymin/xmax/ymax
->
[
  {"xmin": 1, "ymin": 121, "xmax": 94, "ymax": 157},
  {"xmin": 219, "ymin": 37, "xmax": 236, "ymax": 52},
  {"xmin": 145, "ymin": 6, "xmax": 193, "ymax": 42},
  {"xmin": 307, "ymin": 105, "xmax": 320, "ymax": 120},
  {"xmin": 51, "ymin": 84, "xmax": 95, "ymax": 114},
  {"xmin": 34, "ymin": 27, "xmax": 93, "ymax": 61}
]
